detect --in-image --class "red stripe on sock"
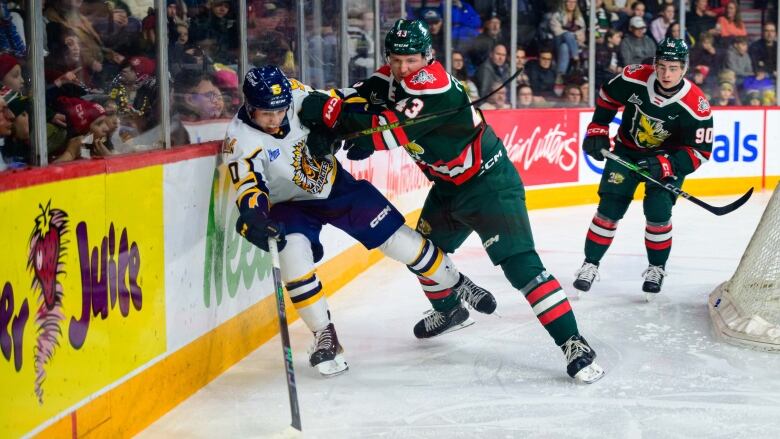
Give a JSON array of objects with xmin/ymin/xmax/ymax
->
[
  {"xmin": 645, "ymin": 224, "xmax": 672, "ymax": 233},
  {"xmin": 592, "ymin": 216, "xmax": 616, "ymax": 230},
  {"xmin": 539, "ymin": 300, "xmax": 573, "ymax": 325},
  {"xmin": 417, "ymin": 276, "xmax": 437, "ymax": 286},
  {"xmin": 425, "ymin": 289, "xmax": 451, "ymax": 300},
  {"xmin": 587, "ymin": 230, "xmax": 613, "ymax": 246},
  {"xmin": 645, "ymin": 239, "xmax": 672, "ymax": 250},
  {"xmin": 526, "ymin": 279, "xmax": 562, "ymax": 304}
]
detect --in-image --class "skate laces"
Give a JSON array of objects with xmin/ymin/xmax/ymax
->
[
  {"xmin": 455, "ymin": 276, "xmax": 489, "ymax": 310},
  {"xmin": 421, "ymin": 309, "xmax": 446, "ymax": 331},
  {"xmin": 641, "ymin": 265, "xmax": 666, "ymax": 284},
  {"xmin": 312, "ymin": 326, "xmax": 334, "ymax": 352},
  {"xmin": 561, "ymin": 336, "xmax": 592, "ymax": 363},
  {"xmin": 575, "ymin": 263, "xmax": 600, "ymax": 282}
]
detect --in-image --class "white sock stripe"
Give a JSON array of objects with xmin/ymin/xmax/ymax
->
[
  {"xmin": 287, "ymin": 278, "xmax": 321, "ymax": 298},
  {"xmin": 589, "ymin": 223, "xmax": 617, "ymax": 237},
  {"xmin": 531, "ymin": 290, "xmax": 567, "ymax": 316},
  {"xmin": 411, "ymin": 243, "xmax": 436, "ymax": 272},
  {"xmin": 420, "ymin": 284, "xmax": 446, "ymax": 292},
  {"xmin": 645, "ymin": 231, "xmax": 673, "ymax": 242}
]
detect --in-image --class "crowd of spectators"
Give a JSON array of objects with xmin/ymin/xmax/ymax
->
[{"xmin": 1, "ymin": 0, "xmax": 778, "ymax": 171}]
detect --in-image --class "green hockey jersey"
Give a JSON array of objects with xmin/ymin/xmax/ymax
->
[
  {"xmin": 593, "ymin": 64, "xmax": 713, "ymax": 176},
  {"xmin": 336, "ymin": 61, "xmax": 503, "ymax": 186}
]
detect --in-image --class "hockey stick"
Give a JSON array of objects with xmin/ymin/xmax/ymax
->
[
  {"xmin": 337, "ymin": 67, "xmax": 525, "ymax": 142},
  {"xmin": 601, "ymin": 148, "xmax": 754, "ymax": 216},
  {"xmin": 268, "ymin": 237, "xmax": 302, "ymax": 432}
]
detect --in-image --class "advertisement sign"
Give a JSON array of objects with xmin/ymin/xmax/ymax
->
[
  {"xmin": 0, "ymin": 168, "xmax": 166, "ymax": 438},
  {"xmin": 484, "ymin": 109, "xmax": 580, "ymax": 186},
  {"xmin": 764, "ymin": 110, "xmax": 780, "ymax": 178}
]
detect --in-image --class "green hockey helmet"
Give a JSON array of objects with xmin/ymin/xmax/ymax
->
[
  {"xmin": 655, "ymin": 37, "xmax": 689, "ymax": 66},
  {"xmin": 385, "ymin": 19, "xmax": 433, "ymax": 60}
]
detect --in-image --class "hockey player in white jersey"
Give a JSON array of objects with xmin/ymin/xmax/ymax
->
[{"xmin": 223, "ymin": 66, "xmax": 496, "ymax": 376}]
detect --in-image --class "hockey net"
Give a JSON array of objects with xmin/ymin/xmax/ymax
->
[{"xmin": 709, "ymin": 184, "xmax": 780, "ymax": 351}]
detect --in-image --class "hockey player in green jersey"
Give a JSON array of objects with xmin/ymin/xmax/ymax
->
[
  {"xmin": 574, "ymin": 37, "xmax": 714, "ymax": 301},
  {"xmin": 300, "ymin": 19, "xmax": 604, "ymax": 384}
]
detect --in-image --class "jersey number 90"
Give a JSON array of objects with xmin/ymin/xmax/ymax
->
[{"xmin": 695, "ymin": 127, "xmax": 713, "ymax": 144}]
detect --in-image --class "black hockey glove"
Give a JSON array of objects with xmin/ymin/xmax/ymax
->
[
  {"xmin": 345, "ymin": 138, "xmax": 375, "ymax": 161},
  {"xmin": 235, "ymin": 209, "xmax": 286, "ymax": 252},
  {"xmin": 636, "ymin": 154, "xmax": 676, "ymax": 180},
  {"xmin": 300, "ymin": 92, "xmax": 343, "ymax": 130},
  {"xmin": 582, "ymin": 123, "xmax": 610, "ymax": 161},
  {"xmin": 306, "ymin": 125, "xmax": 339, "ymax": 158}
]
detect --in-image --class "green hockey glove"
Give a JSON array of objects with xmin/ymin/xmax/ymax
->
[
  {"xmin": 300, "ymin": 92, "xmax": 343, "ymax": 130},
  {"xmin": 306, "ymin": 125, "xmax": 338, "ymax": 158},
  {"xmin": 345, "ymin": 137, "xmax": 375, "ymax": 161},
  {"xmin": 637, "ymin": 154, "xmax": 675, "ymax": 180},
  {"xmin": 583, "ymin": 123, "xmax": 609, "ymax": 161}
]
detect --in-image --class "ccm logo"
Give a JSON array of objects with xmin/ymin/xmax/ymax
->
[
  {"xmin": 482, "ymin": 149, "xmax": 503, "ymax": 173},
  {"xmin": 483, "ymin": 234, "xmax": 500, "ymax": 248},
  {"xmin": 370, "ymin": 205, "xmax": 392, "ymax": 228},
  {"xmin": 323, "ymin": 98, "xmax": 341, "ymax": 127}
]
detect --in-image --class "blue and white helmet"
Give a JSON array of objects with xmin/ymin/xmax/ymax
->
[{"xmin": 242, "ymin": 65, "xmax": 293, "ymax": 112}]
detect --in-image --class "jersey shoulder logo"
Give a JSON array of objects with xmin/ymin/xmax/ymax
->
[
  {"xmin": 222, "ymin": 137, "xmax": 237, "ymax": 155},
  {"xmin": 628, "ymin": 94, "xmax": 643, "ymax": 105},
  {"xmin": 698, "ymin": 96, "xmax": 710, "ymax": 113},
  {"xmin": 630, "ymin": 108, "xmax": 671, "ymax": 149},
  {"xmin": 403, "ymin": 141, "xmax": 425, "ymax": 160},
  {"xmin": 626, "ymin": 64, "xmax": 644, "ymax": 74},
  {"xmin": 410, "ymin": 70, "xmax": 436, "ymax": 85},
  {"xmin": 291, "ymin": 139, "xmax": 333, "ymax": 194},
  {"xmin": 607, "ymin": 171, "xmax": 625, "ymax": 184},
  {"xmin": 269, "ymin": 148, "xmax": 280, "ymax": 161}
]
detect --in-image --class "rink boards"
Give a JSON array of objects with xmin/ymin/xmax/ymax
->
[{"xmin": 0, "ymin": 107, "xmax": 777, "ymax": 438}]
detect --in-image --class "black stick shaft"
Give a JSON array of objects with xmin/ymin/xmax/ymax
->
[
  {"xmin": 268, "ymin": 238, "xmax": 302, "ymax": 431},
  {"xmin": 601, "ymin": 149, "xmax": 753, "ymax": 216}
]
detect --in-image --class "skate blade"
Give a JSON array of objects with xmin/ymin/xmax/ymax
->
[
  {"xmin": 315, "ymin": 354, "xmax": 349, "ymax": 377},
  {"xmin": 645, "ymin": 292, "xmax": 660, "ymax": 302},
  {"xmin": 437, "ymin": 317, "xmax": 475, "ymax": 337},
  {"xmin": 574, "ymin": 362, "xmax": 605, "ymax": 384}
]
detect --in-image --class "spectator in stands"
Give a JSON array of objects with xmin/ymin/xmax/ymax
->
[
  {"xmin": 595, "ymin": 29, "xmax": 623, "ymax": 90},
  {"xmin": 480, "ymin": 80, "xmax": 511, "ymax": 109},
  {"xmin": 110, "ymin": 56, "xmax": 156, "ymax": 117},
  {"xmin": 248, "ymin": 4, "xmax": 295, "ymax": 76},
  {"xmin": 347, "ymin": 8, "xmax": 375, "ymax": 81},
  {"xmin": 665, "ymin": 21, "xmax": 694, "ymax": 48},
  {"xmin": 742, "ymin": 65, "xmax": 775, "ymax": 98},
  {"xmin": 690, "ymin": 65, "xmax": 710, "ymax": 94},
  {"xmin": 422, "ymin": 9, "xmax": 444, "ymax": 62},
  {"xmin": 94, "ymin": 0, "xmax": 143, "ymax": 57},
  {"xmin": 0, "ymin": 88, "xmax": 26, "ymax": 167},
  {"xmin": 619, "ymin": 16, "xmax": 656, "ymax": 65},
  {"xmin": 526, "ymin": 45, "xmax": 557, "ymax": 98},
  {"xmin": 189, "ymin": 0, "xmax": 239, "ymax": 66},
  {"xmin": 517, "ymin": 83, "xmax": 535, "ymax": 108},
  {"xmin": 622, "ymin": 1, "xmax": 649, "ymax": 32},
  {"xmin": 606, "ymin": 0, "xmax": 634, "ymax": 32},
  {"xmin": 171, "ymin": 71, "xmax": 226, "ymax": 144},
  {"xmin": 744, "ymin": 89, "xmax": 762, "ymax": 106},
  {"xmin": 448, "ymin": 0, "xmax": 482, "ymax": 51},
  {"xmin": 476, "ymin": 43, "xmax": 509, "ymax": 98},
  {"xmin": 724, "ymin": 36, "xmax": 753, "ymax": 87},
  {"xmin": 452, "ymin": 51, "xmax": 480, "ymax": 101},
  {"xmin": 712, "ymin": 80, "xmax": 738, "ymax": 106},
  {"xmin": 650, "ymin": 3, "xmax": 675, "ymax": 42},
  {"xmin": 715, "ymin": 0, "xmax": 747, "ymax": 41},
  {"xmin": 690, "ymin": 32, "xmax": 724, "ymax": 88},
  {"xmin": 686, "ymin": 0, "xmax": 717, "ymax": 41},
  {"xmin": 561, "ymin": 83, "xmax": 584, "ymax": 106},
  {"xmin": 467, "ymin": 11, "xmax": 507, "ymax": 69},
  {"xmin": 44, "ymin": 0, "xmax": 109, "ymax": 85},
  {"xmin": 0, "ymin": 53, "xmax": 23, "ymax": 94},
  {"xmin": 547, "ymin": 0, "xmax": 586, "ymax": 80},
  {"xmin": 515, "ymin": 48, "xmax": 530, "ymax": 84},
  {"xmin": 212, "ymin": 67, "xmax": 240, "ymax": 114},
  {"xmin": 55, "ymin": 96, "xmax": 113, "ymax": 161},
  {"xmin": 749, "ymin": 22, "xmax": 777, "ymax": 78}
]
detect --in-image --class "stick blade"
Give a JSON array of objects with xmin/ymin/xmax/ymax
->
[{"xmin": 702, "ymin": 187, "xmax": 754, "ymax": 216}]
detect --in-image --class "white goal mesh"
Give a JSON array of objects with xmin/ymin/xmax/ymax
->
[{"xmin": 709, "ymin": 185, "xmax": 780, "ymax": 351}]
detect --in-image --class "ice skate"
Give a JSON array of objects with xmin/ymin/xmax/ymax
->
[
  {"xmin": 309, "ymin": 323, "xmax": 348, "ymax": 377},
  {"xmin": 413, "ymin": 304, "xmax": 474, "ymax": 339},
  {"xmin": 642, "ymin": 265, "xmax": 666, "ymax": 302},
  {"xmin": 573, "ymin": 261, "xmax": 600, "ymax": 296},
  {"xmin": 560, "ymin": 335, "xmax": 604, "ymax": 384},
  {"xmin": 453, "ymin": 274, "xmax": 497, "ymax": 314}
]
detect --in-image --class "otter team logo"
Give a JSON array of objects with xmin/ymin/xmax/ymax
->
[
  {"xmin": 222, "ymin": 137, "xmax": 237, "ymax": 155},
  {"xmin": 626, "ymin": 64, "xmax": 643, "ymax": 74},
  {"xmin": 417, "ymin": 218, "xmax": 432, "ymax": 236},
  {"xmin": 630, "ymin": 108, "xmax": 671, "ymax": 149},
  {"xmin": 410, "ymin": 70, "xmax": 436, "ymax": 85},
  {"xmin": 27, "ymin": 201, "xmax": 69, "ymax": 404},
  {"xmin": 607, "ymin": 172, "xmax": 625, "ymax": 184},
  {"xmin": 291, "ymin": 139, "xmax": 333, "ymax": 194},
  {"xmin": 403, "ymin": 141, "xmax": 425, "ymax": 160}
]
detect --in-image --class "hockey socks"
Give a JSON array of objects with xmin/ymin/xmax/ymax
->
[
  {"xmin": 280, "ymin": 234, "xmax": 330, "ymax": 332},
  {"xmin": 645, "ymin": 220, "xmax": 672, "ymax": 266},
  {"xmin": 584, "ymin": 213, "xmax": 618, "ymax": 265},
  {"xmin": 501, "ymin": 252, "xmax": 578, "ymax": 345},
  {"xmin": 379, "ymin": 226, "xmax": 460, "ymax": 311}
]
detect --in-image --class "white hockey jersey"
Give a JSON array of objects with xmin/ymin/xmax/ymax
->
[{"xmin": 222, "ymin": 85, "xmax": 337, "ymax": 211}]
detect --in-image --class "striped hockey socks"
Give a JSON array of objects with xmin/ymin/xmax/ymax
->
[
  {"xmin": 584, "ymin": 213, "xmax": 618, "ymax": 264},
  {"xmin": 520, "ymin": 271, "xmax": 578, "ymax": 345},
  {"xmin": 645, "ymin": 220, "xmax": 672, "ymax": 266}
]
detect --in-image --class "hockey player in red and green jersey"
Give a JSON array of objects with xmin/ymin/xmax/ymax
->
[
  {"xmin": 574, "ymin": 37, "xmax": 713, "ymax": 300},
  {"xmin": 300, "ymin": 19, "xmax": 604, "ymax": 384}
]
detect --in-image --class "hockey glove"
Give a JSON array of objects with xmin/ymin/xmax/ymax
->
[
  {"xmin": 300, "ymin": 92, "xmax": 343, "ymax": 130},
  {"xmin": 345, "ymin": 138, "xmax": 375, "ymax": 161},
  {"xmin": 636, "ymin": 154, "xmax": 676, "ymax": 180},
  {"xmin": 582, "ymin": 123, "xmax": 610, "ymax": 161},
  {"xmin": 235, "ymin": 209, "xmax": 286, "ymax": 252},
  {"xmin": 306, "ymin": 125, "xmax": 339, "ymax": 158}
]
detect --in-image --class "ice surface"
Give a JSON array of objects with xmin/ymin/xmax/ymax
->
[{"xmin": 139, "ymin": 190, "xmax": 780, "ymax": 439}]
